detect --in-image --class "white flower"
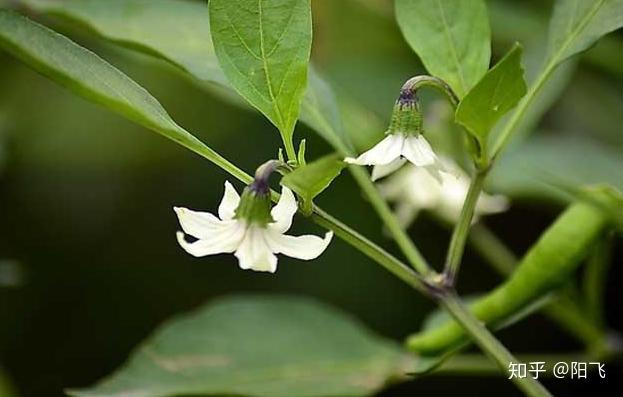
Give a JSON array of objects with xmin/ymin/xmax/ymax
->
[
  {"xmin": 378, "ymin": 158, "xmax": 509, "ymax": 226},
  {"xmin": 174, "ymin": 181, "xmax": 333, "ymax": 273},
  {"xmin": 344, "ymin": 133, "xmax": 445, "ymax": 181}
]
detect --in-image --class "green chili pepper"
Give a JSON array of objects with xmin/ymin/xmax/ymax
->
[{"xmin": 407, "ymin": 189, "xmax": 620, "ymax": 355}]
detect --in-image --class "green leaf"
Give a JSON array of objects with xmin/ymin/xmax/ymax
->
[
  {"xmin": 489, "ymin": 135, "xmax": 623, "ymax": 203},
  {"xmin": 0, "ymin": 9, "xmax": 251, "ymax": 184},
  {"xmin": 395, "ymin": 0, "xmax": 491, "ymax": 98},
  {"xmin": 209, "ymin": 0, "xmax": 312, "ymax": 150},
  {"xmin": 455, "ymin": 44, "xmax": 527, "ymax": 153},
  {"xmin": 21, "ymin": 0, "xmax": 351, "ymax": 154},
  {"xmin": 546, "ymin": 0, "xmax": 623, "ymax": 68},
  {"xmin": 20, "ymin": 0, "xmax": 227, "ymax": 84},
  {"xmin": 68, "ymin": 295, "xmax": 408, "ymax": 397},
  {"xmin": 408, "ymin": 346, "xmax": 462, "ymax": 376},
  {"xmin": 282, "ymin": 154, "xmax": 346, "ymax": 213},
  {"xmin": 489, "ymin": 0, "xmax": 623, "ymax": 158},
  {"xmin": 301, "ymin": 68, "xmax": 353, "ymax": 154}
]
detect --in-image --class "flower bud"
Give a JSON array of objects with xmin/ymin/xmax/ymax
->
[{"xmin": 234, "ymin": 162, "xmax": 278, "ymax": 226}]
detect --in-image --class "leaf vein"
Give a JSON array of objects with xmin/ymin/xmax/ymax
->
[
  {"xmin": 435, "ymin": 0, "xmax": 466, "ymax": 92},
  {"xmin": 258, "ymin": 0, "xmax": 285, "ymax": 129},
  {"xmin": 265, "ymin": 4, "xmax": 297, "ymax": 58},
  {"xmin": 222, "ymin": 8, "xmax": 262, "ymax": 61},
  {"xmin": 550, "ymin": 0, "xmax": 606, "ymax": 65}
]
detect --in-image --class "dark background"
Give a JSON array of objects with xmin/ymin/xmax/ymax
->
[{"xmin": 1, "ymin": 0, "xmax": 622, "ymax": 396}]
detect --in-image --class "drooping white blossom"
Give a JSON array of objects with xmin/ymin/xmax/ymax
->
[
  {"xmin": 345, "ymin": 87, "xmax": 446, "ymax": 181},
  {"xmin": 378, "ymin": 158, "xmax": 509, "ymax": 226},
  {"xmin": 345, "ymin": 133, "xmax": 445, "ymax": 181},
  {"xmin": 174, "ymin": 181, "xmax": 333, "ymax": 273}
]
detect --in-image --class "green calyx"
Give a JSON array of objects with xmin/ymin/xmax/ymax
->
[
  {"xmin": 234, "ymin": 187, "xmax": 274, "ymax": 226},
  {"xmin": 387, "ymin": 88, "xmax": 423, "ymax": 136},
  {"xmin": 234, "ymin": 159, "xmax": 283, "ymax": 226}
]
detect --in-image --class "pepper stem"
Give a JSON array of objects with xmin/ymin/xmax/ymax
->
[
  {"xmin": 250, "ymin": 160, "xmax": 282, "ymax": 195},
  {"xmin": 400, "ymin": 75, "xmax": 459, "ymax": 109}
]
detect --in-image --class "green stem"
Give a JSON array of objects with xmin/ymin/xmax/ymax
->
[
  {"xmin": 491, "ymin": 60, "xmax": 556, "ymax": 159},
  {"xmin": 311, "ymin": 205, "xmax": 431, "ymax": 294},
  {"xmin": 443, "ymin": 169, "xmax": 487, "ymax": 284},
  {"xmin": 348, "ymin": 165, "xmax": 432, "ymax": 275},
  {"xmin": 283, "ymin": 136, "xmax": 298, "ymax": 165},
  {"xmin": 439, "ymin": 292, "xmax": 552, "ymax": 397},
  {"xmin": 434, "ymin": 353, "xmax": 589, "ymax": 377},
  {"xmin": 401, "ymin": 75, "xmax": 459, "ymax": 107}
]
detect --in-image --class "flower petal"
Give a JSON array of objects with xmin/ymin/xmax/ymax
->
[
  {"xmin": 377, "ymin": 167, "xmax": 411, "ymax": 200},
  {"xmin": 371, "ymin": 158, "xmax": 406, "ymax": 181},
  {"xmin": 270, "ymin": 186, "xmax": 297, "ymax": 233},
  {"xmin": 344, "ymin": 134, "xmax": 404, "ymax": 166},
  {"xmin": 218, "ymin": 181, "xmax": 240, "ymax": 220},
  {"xmin": 476, "ymin": 193, "xmax": 510, "ymax": 215},
  {"xmin": 402, "ymin": 135, "xmax": 436, "ymax": 166},
  {"xmin": 379, "ymin": 165, "xmax": 440, "ymax": 206},
  {"xmin": 266, "ymin": 231, "xmax": 333, "ymax": 260},
  {"xmin": 423, "ymin": 164, "xmax": 444, "ymax": 184},
  {"xmin": 234, "ymin": 226, "xmax": 278, "ymax": 273},
  {"xmin": 174, "ymin": 206, "xmax": 223, "ymax": 239},
  {"xmin": 394, "ymin": 201, "xmax": 419, "ymax": 229},
  {"xmin": 176, "ymin": 220, "xmax": 246, "ymax": 257}
]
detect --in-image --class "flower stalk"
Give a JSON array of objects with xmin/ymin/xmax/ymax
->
[
  {"xmin": 439, "ymin": 291, "xmax": 553, "ymax": 397},
  {"xmin": 443, "ymin": 167, "xmax": 488, "ymax": 285},
  {"xmin": 400, "ymin": 75, "xmax": 459, "ymax": 108},
  {"xmin": 310, "ymin": 205, "xmax": 432, "ymax": 294},
  {"xmin": 348, "ymin": 166, "xmax": 433, "ymax": 276}
]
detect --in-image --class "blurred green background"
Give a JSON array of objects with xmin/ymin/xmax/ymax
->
[{"xmin": 1, "ymin": 0, "xmax": 622, "ymax": 396}]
